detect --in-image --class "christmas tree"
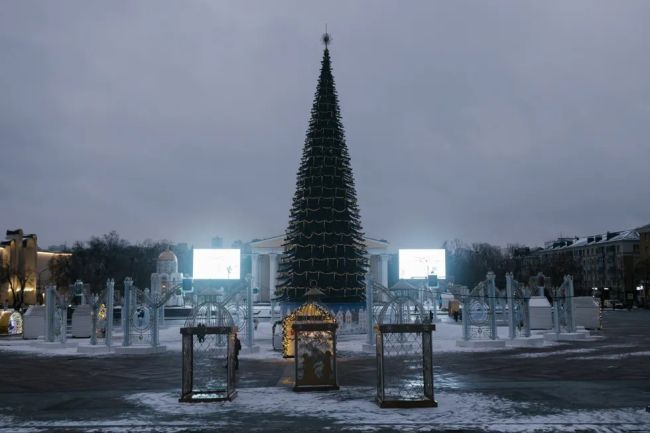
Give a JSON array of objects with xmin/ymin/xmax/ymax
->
[{"xmin": 277, "ymin": 34, "xmax": 368, "ymax": 303}]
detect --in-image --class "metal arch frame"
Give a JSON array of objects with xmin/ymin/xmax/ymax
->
[
  {"xmin": 185, "ymin": 301, "xmax": 235, "ymax": 328},
  {"xmin": 366, "ymin": 279, "xmax": 429, "ymax": 347},
  {"xmin": 45, "ymin": 285, "xmax": 69, "ymax": 343},
  {"xmin": 191, "ymin": 281, "xmax": 253, "ymax": 348},
  {"xmin": 461, "ymin": 273, "xmax": 498, "ymax": 341},
  {"xmin": 506, "ymin": 273, "xmax": 532, "ymax": 339},
  {"xmin": 377, "ymin": 295, "xmax": 426, "ymax": 326},
  {"xmin": 553, "ymin": 275, "xmax": 576, "ymax": 334},
  {"xmin": 128, "ymin": 287, "xmax": 153, "ymax": 345}
]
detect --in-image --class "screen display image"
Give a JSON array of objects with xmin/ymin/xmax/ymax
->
[
  {"xmin": 193, "ymin": 249, "xmax": 241, "ymax": 280},
  {"xmin": 398, "ymin": 249, "xmax": 446, "ymax": 280}
]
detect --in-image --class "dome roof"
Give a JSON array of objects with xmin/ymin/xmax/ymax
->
[{"xmin": 158, "ymin": 249, "xmax": 177, "ymax": 262}]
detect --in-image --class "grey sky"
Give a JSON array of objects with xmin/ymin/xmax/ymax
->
[{"xmin": 1, "ymin": 1, "xmax": 649, "ymax": 249}]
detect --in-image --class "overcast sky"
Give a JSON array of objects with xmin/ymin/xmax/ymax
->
[{"xmin": 1, "ymin": 1, "xmax": 649, "ymax": 250}]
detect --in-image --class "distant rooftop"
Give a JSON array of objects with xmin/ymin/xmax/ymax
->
[{"xmin": 541, "ymin": 227, "xmax": 642, "ymax": 252}]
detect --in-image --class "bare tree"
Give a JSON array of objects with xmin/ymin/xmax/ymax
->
[{"xmin": 0, "ymin": 262, "xmax": 34, "ymax": 311}]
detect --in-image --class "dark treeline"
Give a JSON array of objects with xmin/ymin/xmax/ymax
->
[
  {"xmin": 49, "ymin": 231, "xmax": 192, "ymax": 294},
  {"xmin": 48, "ymin": 232, "xmax": 254, "ymax": 296},
  {"xmin": 443, "ymin": 239, "xmax": 585, "ymax": 294},
  {"xmin": 47, "ymin": 232, "xmax": 586, "ymax": 297}
]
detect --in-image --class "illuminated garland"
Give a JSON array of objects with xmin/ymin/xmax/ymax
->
[
  {"xmin": 277, "ymin": 43, "xmax": 368, "ymax": 302},
  {"xmin": 281, "ymin": 302, "xmax": 336, "ymax": 358}
]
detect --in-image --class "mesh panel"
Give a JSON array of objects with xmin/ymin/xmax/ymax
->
[
  {"xmin": 185, "ymin": 303, "xmax": 234, "ymax": 328},
  {"xmin": 381, "ymin": 331, "xmax": 425, "ymax": 401},
  {"xmin": 130, "ymin": 304, "xmax": 152, "ymax": 345},
  {"xmin": 467, "ymin": 298, "xmax": 492, "ymax": 339},
  {"xmin": 192, "ymin": 334, "xmax": 229, "ymax": 399}
]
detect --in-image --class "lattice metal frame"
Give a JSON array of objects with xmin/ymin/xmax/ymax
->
[
  {"xmin": 512, "ymin": 286, "xmax": 531, "ymax": 337},
  {"xmin": 129, "ymin": 288, "xmax": 152, "ymax": 345},
  {"xmin": 292, "ymin": 322, "xmax": 339, "ymax": 392},
  {"xmin": 180, "ymin": 325, "xmax": 237, "ymax": 402},
  {"xmin": 378, "ymin": 296, "xmax": 425, "ymax": 325},
  {"xmin": 185, "ymin": 301, "xmax": 234, "ymax": 328},
  {"xmin": 45, "ymin": 285, "xmax": 69, "ymax": 343},
  {"xmin": 506, "ymin": 273, "xmax": 531, "ymax": 339},
  {"xmin": 462, "ymin": 273, "xmax": 498, "ymax": 341},
  {"xmin": 553, "ymin": 275, "xmax": 576, "ymax": 334},
  {"xmin": 376, "ymin": 323, "xmax": 437, "ymax": 408},
  {"xmin": 189, "ymin": 285, "xmax": 252, "ymax": 349}
]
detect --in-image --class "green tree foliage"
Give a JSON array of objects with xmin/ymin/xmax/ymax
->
[{"xmin": 277, "ymin": 43, "xmax": 368, "ymax": 302}]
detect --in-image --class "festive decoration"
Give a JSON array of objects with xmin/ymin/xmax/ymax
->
[
  {"xmin": 277, "ymin": 33, "xmax": 368, "ymax": 302},
  {"xmin": 281, "ymin": 302, "xmax": 336, "ymax": 358},
  {"xmin": 293, "ymin": 322, "xmax": 339, "ymax": 391},
  {"xmin": 8, "ymin": 311, "xmax": 22, "ymax": 335}
]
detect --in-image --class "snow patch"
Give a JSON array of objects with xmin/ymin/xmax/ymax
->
[
  {"xmin": 125, "ymin": 387, "xmax": 650, "ymax": 432},
  {"xmin": 569, "ymin": 351, "xmax": 650, "ymax": 360},
  {"xmin": 510, "ymin": 348, "xmax": 597, "ymax": 358}
]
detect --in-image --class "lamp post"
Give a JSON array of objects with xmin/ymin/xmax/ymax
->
[
  {"xmin": 366, "ymin": 276, "xmax": 374, "ymax": 347},
  {"xmin": 245, "ymin": 274, "xmax": 253, "ymax": 350},
  {"xmin": 637, "ymin": 284, "xmax": 645, "ymax": 308}
]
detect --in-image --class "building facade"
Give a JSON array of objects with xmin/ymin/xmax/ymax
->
[
  {"xmin": 530, "ymin": 227, "xmax": 643, "ymax": 303},
  {"xmin": 250, "ymin": 235, "xmax": 390, "ymax": 303},
  {"xmin": 0, "ymin": 229, "xmax": 70, "ymax": 307}
]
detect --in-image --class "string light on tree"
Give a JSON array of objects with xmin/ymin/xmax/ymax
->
[{"xmin": 277, "ymin": 33, "xmax": 368, "ymax": 303}]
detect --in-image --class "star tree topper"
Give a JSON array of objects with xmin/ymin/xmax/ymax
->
[{"xmin": 322, "ymin": 31, "xmax": 331, "ymax": 48}]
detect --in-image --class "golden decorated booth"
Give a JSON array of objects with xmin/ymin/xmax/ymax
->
[{"xmin": 281, "ymin": 302, "xmax": 336, "ymax": 358}]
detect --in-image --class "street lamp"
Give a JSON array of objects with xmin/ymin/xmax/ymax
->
[
  {"xmin": 603, "ymin": 287, "xmax": 611, "ymax": 309},
  {"xmin": 637, "ymin": 285, "xmax": 645, "ymax": 308},
  {"xmin": 245, "ymin": 273, "xmax": 253, "ymax": 349}
]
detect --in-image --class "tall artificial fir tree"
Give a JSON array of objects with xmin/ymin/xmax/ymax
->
[{"xmin": 277, "ymin": 33, "xmax": 368, "ymax": 304}]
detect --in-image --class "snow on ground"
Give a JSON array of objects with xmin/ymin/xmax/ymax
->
[
  {"xmin": 568, "ymin": 351, "xmax": 650, "ymax": 361},
  {"xmin": 0, "ymin": 340, "xmax": 86, "ymax": 357},
  {"xmin": 120, "ymin": 387, "xmax": 649, "ymax": 432},
  {"xmin": 8, "ymin": 418, "xmax": 210, "ymax": 433},
  {"xmin": 510, "ymin": 348, "xmax": 598, "ymax": 359},
  {"xmin": 0, "ymin": 318, "xmax": 563, "ymax": 358}
]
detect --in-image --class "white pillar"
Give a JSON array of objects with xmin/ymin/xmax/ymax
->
[
  {"xmin": 269, "ymin": 253, "xmax": 278, "ymax": 302},
  {"xmin": 380, "ymin": 255, "xmax": 389, "ymax": 288},
  {"xmin": 251, "ymin": 253, "xmax": 259, "ymax": 302}
]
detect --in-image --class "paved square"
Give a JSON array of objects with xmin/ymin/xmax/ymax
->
[{"xmin": 1, "ymin": 310, "xmax": 649, "ymax": 432}]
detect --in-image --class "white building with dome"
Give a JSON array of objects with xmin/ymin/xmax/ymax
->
[{"xmin": 151, "ymin": 249, "xmax": 184, "ymax": 307}]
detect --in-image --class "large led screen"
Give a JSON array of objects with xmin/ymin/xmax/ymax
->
[
  {"xmin": 193, "ymin": 249, "xmax": 241, "ymax": 280},
  {"xmin": 398, "ymin": 249, "xmax": 446, "ymax": 280}
]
